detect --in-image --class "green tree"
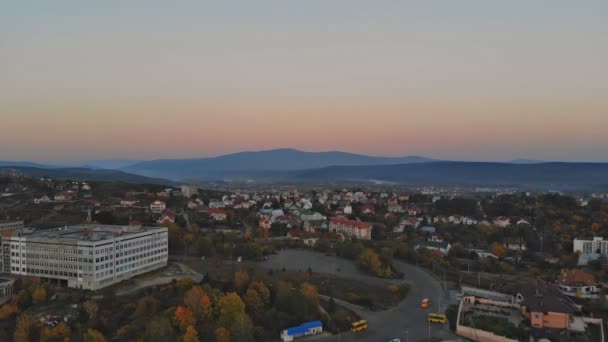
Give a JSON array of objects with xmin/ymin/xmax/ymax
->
[{"xmin": 218, "ymin": 292, "xmax": 246, "ymax": 327}]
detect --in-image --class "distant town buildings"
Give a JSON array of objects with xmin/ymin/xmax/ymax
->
[
  {"xmin": 0, "ymin": 224, "xmax": 168, "ymax": 290},
  {"xmin": 150, "ymin": 200, "xmax": 166, "ymax": 214}
]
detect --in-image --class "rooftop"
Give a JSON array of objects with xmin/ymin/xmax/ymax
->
[{"xmin": 11, "ymin": 224, "xmax": 166, "ymax": 242}]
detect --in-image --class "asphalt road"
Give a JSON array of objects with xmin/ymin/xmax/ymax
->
[{"xmin": 261, "ymin": 250, "xmax": 455, "ymax": 342}]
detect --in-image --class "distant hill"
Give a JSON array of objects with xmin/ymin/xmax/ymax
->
[
  {"xmin": 508, "ymin": 158, "xmax": 546, "ymax": 164},
  {"xmin": 285, "ymin": 162, "xmax": 608, "ymax": 189},
  {"xmin": 0, "ymin": 166, "xmax": 173, "ymax": 185},
  {"xmin": 122, "ymin": 148, "xmax": 434, "ymax": 180},
  {"xmin": 0, "ymin": 161, "xmax": 62, "ymax": 168}
]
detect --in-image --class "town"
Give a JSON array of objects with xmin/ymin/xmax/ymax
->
[{"xmin": 0, "ymin": 174, "xmax": 607, "ymax": 342}]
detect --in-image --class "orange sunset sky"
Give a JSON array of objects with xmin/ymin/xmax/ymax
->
[{"xmin": 1, "ymin": 1, "xmax": 607, "ymax": 162}]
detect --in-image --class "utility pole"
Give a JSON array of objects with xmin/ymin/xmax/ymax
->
[{"xmin": 405, "ymin": 329, "xmax": 409, "ymax": 342}]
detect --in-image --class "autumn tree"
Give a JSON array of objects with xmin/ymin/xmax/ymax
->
[
  {"xmin": 173, "ymin": 306, "xmax": 196, "ymax": 331},
  {"xmin": 489, "ymin": 242, "xmax": 507, "ymax": 258},
  {"xmin": 144, "ymin": 316, "xmax": 176, "ymax": 342},
  {"xmin": 215, "ymin": 327, "xmax": 231, "ymax": 342},
  {"xmin": 82, "ymin": 300, "xmax": 99, "ymax": 320},
  {"xmin": 176, "ymin": 277, "xmax": 194, "ymax": 292},
  {"xmin": 184, "ymin": 286, "xmax": 212, "ymax": 320},
  {"xmin": 0, "ymin": 303, "xmax": 19, "ymax": 320},
  {"xmin": 32, "ymin": 285, "xmax": 48, "ymax": 304},
  {"xmin": 14, "ymin": 313, "xmax": 35, "ymax": 342},
  {"xmin": 218, "ymin": 292, "xmax": 246, "ymax": 327},
  {"xmin": 234, "ymin": 270, "xmax": 250, "ymax": 293},
  {"xmin": 83, "ymin": 329, "xmax": 107, "ymax": 342},
  {"xmin": 41, "ymin": 322, "xmax": 71, "ymax": 342},
  {"xmin": 182, "ymin": 325, "xmax": 199, "ymax": 342},
  {"xmin": 134, "ymin": 296, "xmax": 160, "ymax": 320},
  {"xmin": 248, "ymin": 281, "xmax": 270, "ymax": 305},
  {"xmin": 243, "ymin": 289, "xmax": 263, "ymax": 317},
  {"xmin": 229, "ymin": 312, "xmax": 254, "ymax": 342},
  {"xmin": 357, "ymin": 248, "xmax": 382, "ymax": 275}
]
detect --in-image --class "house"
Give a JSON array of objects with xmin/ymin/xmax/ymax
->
[
  {"xmin": 287, "ymin": 229, "xmax": 305, "ymax": 239},
  {"xmin": 34, "ymin": 195, "xmax": 51, "ymax": 204},
  {"xmin": 54, "ymin": 191, "xmax": 73, "ymax": 201},
  {"xmin": 518, "ymin": 280, "xmax": 578, "ymax": 330},
  {"xmin": 387, "ymin": 198, "xmax": 403, "ymax": 213},
  {"xmin": 343, "ymin": 205, "xmax": 353, "ymax": 215},
  {"xmin": 360, "ymin": 204, "xmax": 375, "ymax": 215},
  {"xmin": 299, "ymin": 211, "xmax": 325, "ymax": 222},
  {"xmin": 209, "ymin": 200, "xmax": 225, "ymax": 209},
  {"xmin": 150, "ymin": 200, "xmax": 166, "ymax": 214},
  {"xmin": 158, "ymin": 210, "xmax": 177, "ymax": 224},
  {"xmin": 209, "ymin": 208, "xmax": 227, "ymax": 221},
  {"xmin": 462, "ymin": 217, "xmax": 478, "ymax": 225},
  {"xmin": 557, "ymin": 269, "xmax": 600, "ymax": 298},
  {"xmin": 419, "ymin": 226, "xmax": 436, "ymax": 234},
  {"xmin": 448, "ymin": 215, "xmax": 463, "ymax": 224},
  {"xmin": 407, "ymin": 205, "xmax": 422, "ymax": 216},
  {"xmin": 398, "ymin": 217, "xmax": 420, "ymax": 231},
  {"xmin": 504, "ymin": 236, "xmax": 527, "ymax": 251},
  {"xmin": 493, "ymin": 217, "xmax": 511, "ymax": 228},
  {"xmin": 329, "ymin": 218, "xmax": 372, "ymax": 240},
  {"xmin": 121, "ymin": 199, "xmax": 140, "ymax": 207},
  {"xmin": 414, "ymin": 236, "xmax": 451, "ymax": 255}
]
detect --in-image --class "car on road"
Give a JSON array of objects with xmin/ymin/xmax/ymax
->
[
  {"xmin": 351, "ymin": 320, "xmax": 368, "ymax": 332},
  {"xmin": 428, "ymin": 313, "xmax": 447, "ymax": 324},
  {"xmin": 388, "ymin": 339, "xmax": 401, "ymax": 342},
  {"xmin": 420, "ymin": 298, "xmax": 430, "ymax": 308}
]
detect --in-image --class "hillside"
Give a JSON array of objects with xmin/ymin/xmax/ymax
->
[
  {"xmin": 0, "ymin": 166, "xmax": 174, "ymax": 185},
  {"xmin": 122, "ymin": 148, "xmax": 433, "ymax": 180}
]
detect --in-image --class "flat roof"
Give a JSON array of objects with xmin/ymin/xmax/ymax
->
[
  {"xmin": 15, "ymin": 224, "xmax": 166, "ymax": 242},
  {"xmin": 0, "ymin": 220, "xmax": 23, "ymax": 224}
]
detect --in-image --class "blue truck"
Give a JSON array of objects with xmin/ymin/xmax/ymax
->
[{"xmin": 280, "ymin": 320, "xmax": 323, "ymax": 342}]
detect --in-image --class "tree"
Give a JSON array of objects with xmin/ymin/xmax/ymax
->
[
  {"xmin": 248, "ymin": 281, "xmax": 270, "ymax": 305},
  {"xmin": 82, "ymin": 300, "xmax": 99, "ymax": 320},
  {"xmin": 182, "ymin": 325, "xmax": 199, "ymax": 342},
  {"xmin": 218, "ymin": 292, "xmax": 246, "ymax": 327},
  {"xmin": 184, "ymin": 286, "xmax": 212, "ymax": 320},
  {"xmin": 176, "ymin": 277, "xmax": 194, "ymax": 291},
  {"xmin": 357, "ymin": 248, "xmax": 382, "ymax": 275},
  {"xmin": 134, "ymin": 296, "xmax": 160, "ymax": 320},
  {"xmin": 144, "ymin": 316, "xmax": 176, "ymax": 342},
  {"xmin": 234, "ymin": 270, "xmax": 250, "ymax": 293},
  {"xmin": 215, "ymin": 327, "xmax": 231, "ymax": 342},
  {"xmin": 14, "ymin": 313, "xmax": 35, "ymax": 342},
  {"xmin": 0, "ymin": 303, "xmax": 19, "ymax": 320},
  {"xmin": 229, "ymin": 312, "xmax": 254, "ymax": 342},
  {"xmin": 83, "ymin": 329, "xmax": 107, "ymax": 342},
  {"xmin": 489, "ymin": 242, "xmax": 507, "ymax": 259},
  {"xmin": 41, "ymin": 322, "xmax": 71, "ymax": 342},
  {"xmin": 301, "ymin": 283, "xmax": 320, "ymax": 308},
  {"xmin": 243, "ymin": 289, "xmax": 263, "ymax": 317},
  {"xmin": 32, "ymin": 285, "xmax": 48, "ymax": 304},
  {"xmin": 173, "ymin": 306, "xmax": 196, "ymax": 331}
]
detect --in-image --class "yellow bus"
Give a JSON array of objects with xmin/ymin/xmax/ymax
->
[
  {"xmin": 428, "ymin": 313, "xmax": 446, "ymax": 324},
  {"xmin": 351, "ymin": 320, "xmax": 368, "ymax": 332}
]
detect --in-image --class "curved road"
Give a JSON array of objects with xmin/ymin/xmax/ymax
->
[{"xmin": 261, "ymin": 250, "xmax": 454, "ymax": 342}]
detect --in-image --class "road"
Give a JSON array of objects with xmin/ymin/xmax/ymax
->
[{"xmin": 261, "ymin": 250, "xmax": 455, "ymax": 342}]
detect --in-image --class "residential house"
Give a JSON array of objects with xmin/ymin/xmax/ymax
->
[
  {"xmin": 329, "ymin": 218, "xmax": 372, "ymax": 240},
  {"xmin": 414, "ymin": 235, "xmax": 451, "ymax": 255},
  {"xmin": 158, "ymin": 210, "xmax": 177, "ymax": 224},
  {"xmin": 517, "ymin": 280, "xmax": 578, "ymax": 330},
  {"xmin": 493, "ymin": 217, "xmax": 511, "ymax": 228},
  {"xmin": 54, "ymin": 191, "xmax": 73, "ymax": 201},
  {"xmin": 558, "ymin": 269, "xmax": 600, "ymax": 298},
  {"xmin": 407, "ymin": 205, "xmax": 422, "ymax": 216},
  {"xmin": 209, "ymin": 208, "xmax": 228, "ymax": 221},
  {"xmin": 360, "ymin": 204, "xmax": 375, "ymax": 215},
  {"xmin": 419, "ymin": 226, "xmax": 436, "ymax": 234},
  {"xmin": 504, "ymin": 236, "xmax": 527, "ymax": 251},
  {"xmin": 150, "ymin": 200, "xmax": 166, "ymax": 214},
  {"xmin": 259, "ymin": 215, "xmax": 271, "ymax": 230},
  {"xmin": 120, "ymin": 199, "xmax": 140, "ymax": 207}
]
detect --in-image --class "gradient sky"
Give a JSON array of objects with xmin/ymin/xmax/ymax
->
[{"xmin": 2, "ymin": 1, "xmax": 607, "ymax": 163}]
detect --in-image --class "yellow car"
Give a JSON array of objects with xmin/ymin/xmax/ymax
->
[
  {"xmin": 428, "ymin": 313, "xmax": 447, "ymax": 324},
  {"xmin": 351, "ymin": 320, "xmax": 368, "ymax": 332},
  {"xmin": 420, "ymin": 298, "xmax": 430, "ymax": 308}
]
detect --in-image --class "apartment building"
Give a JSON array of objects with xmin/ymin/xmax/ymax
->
[
  {"xmin": 329, "ymin": 218, "xmax": 372, "ymax": 240},
  {"xmin": 1, "ymin": 224, "xmax": 168, "ymax": 291},
  {"xmin": 573, "ymin": 237, "xmax": 608, "ymax": 255},
  {"xmin": 0, "ymin": 220, "xmax": 24, "ymax": 232}
]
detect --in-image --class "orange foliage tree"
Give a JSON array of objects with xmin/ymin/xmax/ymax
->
[
  {"xmin": 184, "ymin": 286, "xmax": 212, "ymax": 320},
  {"xmin": 173, "ymin": 306, "xmax": 196, "ymax": 331}
]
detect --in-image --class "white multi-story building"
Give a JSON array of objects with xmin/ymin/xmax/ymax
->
[
  {"xmin": 1, "ymin": 224, "xmax": 168, "ymax": 290},
  {"xmin": 0, "ymin": 220, "xmax": 24, "ymax": 232},
  {"xmin": 573, "ymin": 237, "xmax": 608, "ymax": 255},
  {"xmin": 181, "ymin": 185, "xmax": 199, "ymax": 198},
  {"xmin": 150, "ymin": 200, "xmax": 166, "ymax": 214}
]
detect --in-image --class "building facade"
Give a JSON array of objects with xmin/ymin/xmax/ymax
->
[
  {"xmin": 329, "ymin": 218, "xmax": 372, "ymax": 240},
  {"xmin": 573, "ymin": 237, "xmax": 608, "ymax": 255},
  {"xmin": 181, "ymin": 185, "xmax": 199, "ymax": 198},
  {"xmin": 1, "ymin": 224, "xmax": 168, "ymax": 291},
  {"xmin": 0, "ymin": 220, "xmax": 24, "ymax": 232},
  {"xmin": 0, "ymin": 277, "xmax": 15, "ymax": 305}
]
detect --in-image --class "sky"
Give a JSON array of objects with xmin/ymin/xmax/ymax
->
[{"xmin": 1, "ymin": 1, "xmax": 607, "ymax": 163}]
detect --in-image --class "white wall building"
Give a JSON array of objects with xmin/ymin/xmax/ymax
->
[
  {"xmin": 573, "ymin": 237, "xmax": 608, "ymax": 255},
  {"xmin": 181, "ymin": 185, "xmax": 199, "ymax": 198},
  {"xmin": 1, "ymin": 224, "xmax": 168, "ymax": 291},
  {"xmin": 0, "ymin": 220, "xmax": 24, "ymax": 232}
]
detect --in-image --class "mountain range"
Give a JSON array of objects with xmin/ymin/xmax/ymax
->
[
  {"xmin": 2, "ymin": 149, "xmax": 608, "ymax": 189},
  {"xmin": 121, "ymin": 148, "xmax": 433, "ymax": 180}
]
